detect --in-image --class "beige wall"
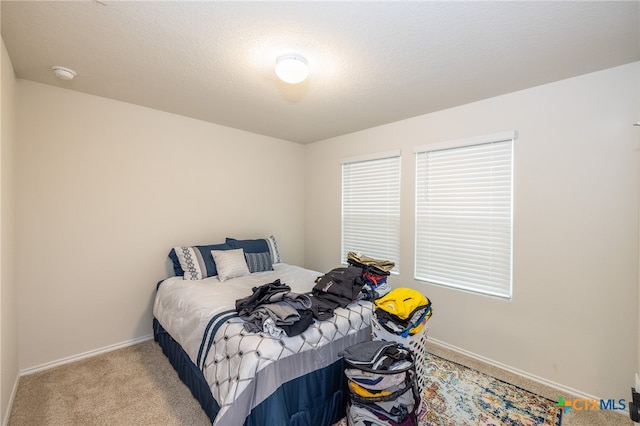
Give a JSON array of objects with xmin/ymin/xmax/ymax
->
[
  {"xmin": 0, "ymin": 38, "xmax": 18, "ymax": 424},
  {"xmin": 15, "ymin": 80, "xmax": 305, "ymax": 370},
  {"xmin": 305, "ymin": 62, "xmax": 640, "ymax": 400},
  {"xmin": 6, "ymin": 54, "xmax": 640, "ymax": 411}
]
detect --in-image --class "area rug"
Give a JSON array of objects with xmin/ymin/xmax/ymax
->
[
  {"xmin": 335, "ymin": 352, "xmax": 561, "ymax": 426},
  {"xmin": 420, "ymin": 353, "xmax": 561, "ymax": 426}
]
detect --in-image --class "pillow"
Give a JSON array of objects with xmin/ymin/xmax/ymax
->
[
  {"xmin": 168, "ymin": 248, "xmax": 185, "ymax": 276},
  {"xmin": 211, "ymin": 248, "xmax": 250, "ymax": 282},
  {"xmin": 245, "ymin": 251, "xmax": 273, "ymax": 273},
  {"xmin": 169, "ymin": 243, "xmax": 232, "ymax": 280},
  {"xmin": 266, "ymin": 235, "xmax": 281, "ymax": 264},
  {"xmin": 226, "ymin": 237, "xmax": 269, "ymax": 253},
  {"xmin": 226, "ymin": 235, "xmax": 281, "ymax": 264}
]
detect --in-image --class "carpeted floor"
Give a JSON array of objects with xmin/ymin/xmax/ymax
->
[
  {"xmin": 8, "ymin": 339, "xmax": 633, "ymax": 425},
  {"xmin": 8, "ymin": 340, "xmax": 211, "ymax": 426}
]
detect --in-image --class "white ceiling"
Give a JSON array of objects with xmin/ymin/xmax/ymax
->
[{"xmin": 2, "ymin": 1, "xmax": 639, "ymax": 144}]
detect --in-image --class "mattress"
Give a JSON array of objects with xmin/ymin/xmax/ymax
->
[{"xmin": 153, "ymin": 263, "xmax": 374, "ymax": 425}]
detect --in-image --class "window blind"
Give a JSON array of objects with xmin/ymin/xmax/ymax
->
[
  {"xmin": 415, "ymin": 133, "xmax": 514, "ymax": 298},
  {"xmin": 342, "ymin": 153, "xmax": 400, "ymax": 272}
]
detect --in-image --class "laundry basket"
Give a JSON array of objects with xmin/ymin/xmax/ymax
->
[
  {"xmin": 341, "ymin": 340, "xmax": 420, "ymax": 426},
  {"xmin": 371, "ymin": 313, "xmax": 429, "ymax": 392}
]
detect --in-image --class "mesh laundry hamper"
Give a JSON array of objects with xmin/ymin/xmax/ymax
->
[
  {"xmin": 371, "ymin": 314, "xmax": 429, "ymax": 391},
  {"xmin": 341, "ymin": 340, "xmax": 420, "ymax": 426}
]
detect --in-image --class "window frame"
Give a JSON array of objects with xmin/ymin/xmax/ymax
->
[
  {"xmin": 341, "ymin": 150, "xmax": 401, "ymax": 273},
  {"xmin": 414, "ymin": 131, "xmax": 515, "ymax": 299}
]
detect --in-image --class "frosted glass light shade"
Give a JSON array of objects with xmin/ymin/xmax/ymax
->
[
  {"xmin": 51, "ymin": 66, "xmax": 76, "ymax": 81},
  {"xmin": 275, "ymin": 55, "xmax": 309, "ymax": 84}
]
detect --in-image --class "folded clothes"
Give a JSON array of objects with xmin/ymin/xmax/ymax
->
[
  {"xmin": 349, "ymin": 380, "xmax": 404, "ymax": 399},
  {"xmin": 262, "ymin": 309, "xmax": 314, "ymax": 338},
  {"xmin": 345, "ymin": 368, "xmax": 406, "ymax": 390},
  {"xmin": 375, "ymin": 288, "xmax": 429, "ymax": 320},
  {"xmin": 279, "ymin": 309, "xmax": 313, "ymax": 337},
  {"xmin": 375, "ymin": 305, "xmax": 431, "ymax": 336},
  {"xmin": 361, "ymin": 386, "xmax": 417, "ymax": 423},
  {"xmin": 342, "ymin": 309, "xmax": 424, "ymax": 426},
  {"xmin": 348, "ymin": 400, "xmax": 417, "ymax": 426},
  {"xmin": 340, "ymin": 341, "xmax": 404, "ymax": 370},
  {"xmin": 347, "ymin": 251, "xmax": 395, "ymax": 274}
]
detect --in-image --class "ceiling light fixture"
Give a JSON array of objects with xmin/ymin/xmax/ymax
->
[
  {"xmin": 275, "ymin": 55, "xmax": 309, "ymax": 84},
  {"xmin": 51, "ymin": 66, "xmax": 77, "ymax": 81}
]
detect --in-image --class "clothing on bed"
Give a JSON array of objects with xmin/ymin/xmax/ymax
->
[
  {"xmin": 271, "ymin": 309, "xmax": 314, "ymax": 337},
  {"xmin": 346, "ymin": 252, "xmax": 395, "ymax": 301},
  {"xmin": 235, "ymin": 279, "xmax": 314, "ymax": 337},
  {"xmin": 347, "ymin": 251, "xmax": 395, "ymax": 275},
  {"xmin": 310, "ymin": 265, "xmax": 366, "ymax": 320},
  {"xmin": 235, "ymin": 279, "xmax": 290, "ymax": 314},
  {"xmin": 154, "ymin": 263, "xmax": 375, "ymax": 426},
  {"xmin": 361, "ymin": 271, "xmax": 392, "ymax": 300}
]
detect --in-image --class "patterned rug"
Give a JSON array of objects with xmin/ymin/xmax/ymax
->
[{"xmin": 335, "ymin": 352, "xmax": 561, "ymax": 426}]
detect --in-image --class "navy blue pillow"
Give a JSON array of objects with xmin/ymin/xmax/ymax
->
[
  {"xmin": 169, "ymin": 243, "xmax": 232, "ymax": 278},
  {"xmin": 168, "ymin": 248, "xmax": 184, "ymax": 276},
  {"xmin": 226, "ymin": 238, "xmax": 270, "ymax": 254}
]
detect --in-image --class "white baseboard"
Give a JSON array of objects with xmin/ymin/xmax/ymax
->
[
  {"xmin": 19, "ymin": 334, "xmax": 154, "ymax": 376},
  {"xmin": 2, "ymin": 373, "xmax": 19, "ymax": 426},
  {"xmin": 428, "ymin": 337, "xmax": 602, "ymax": 401}
]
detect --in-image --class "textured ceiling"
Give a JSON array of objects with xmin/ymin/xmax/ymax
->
[{"xmin": 2, "ymin": 1, "xmax": 639, "ymax": 144}]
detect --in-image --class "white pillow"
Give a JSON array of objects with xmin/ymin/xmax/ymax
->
[{"xmin": 211, "ymin": 248, "xmax": 250, "ymax": 282}]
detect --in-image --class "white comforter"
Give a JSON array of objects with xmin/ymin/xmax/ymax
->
[{"xmin": 153, "ymin": 263, "xmax": 373, "ymax": 426}]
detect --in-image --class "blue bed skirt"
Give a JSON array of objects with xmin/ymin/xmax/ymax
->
[{"xmin": 153, "ymin": 318, "xmax": 348, "ymax": 425}]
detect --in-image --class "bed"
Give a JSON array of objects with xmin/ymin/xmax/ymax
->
[{"xmin": 153, "ymin": 239, "xmax": 374, "ymax": 426}]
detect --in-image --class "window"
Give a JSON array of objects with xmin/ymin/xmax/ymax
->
[
  {"xmin": 414, "ymin": 131, "xmax": 514, "ymax": 299},
  {"xmin": 341, "ymin": 151, "xmax": 401, "ymax": 272}
]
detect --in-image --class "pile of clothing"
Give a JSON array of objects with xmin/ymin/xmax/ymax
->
[
  {"xmin": 235, "ymin": 279, "xmax": 313, "ymax": 338},
  {"xmin": 374, "ymin": 288, "xmax": 432, "ymax": 338},
  {"xmin": 341, "ymin": 340, "xmax": 420, "ymax": 426},
  {"xmin": 372, "ymin": 287, "xmax": 433, "ymax": 394},
  {"xmin": 309, "ymin": 266, "xmax": 365, "ymax": 320},
  {"xmin": 308, "ymin": 253, "xmax": 397, "ymax": 320},
  {"xmin": 347, "ymin": 251, "xmax": 393, "ymax": 300}
]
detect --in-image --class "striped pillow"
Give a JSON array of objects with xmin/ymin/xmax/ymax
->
[
  {"xmin": 170, "ymin": 243, "xmax": 232, "ymax": 279},
  {"xmin": 226, "ymin": 236, "xmax": 282, "ymax": 264},
  {"xmin": 245, "ymin": 251, "xmax": 273, "ymax": 273},
  {"xmin": 266, "ymin": 235, "xmax": 281, "ymax": 264}
]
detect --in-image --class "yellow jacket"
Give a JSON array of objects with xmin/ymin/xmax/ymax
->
[{"xmin": 375, "ymin": 287, "xmax": 428, "ymax": 320}]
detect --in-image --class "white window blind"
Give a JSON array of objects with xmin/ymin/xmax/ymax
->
[
  {"xmin": 342, "ymin": 152, "xmax": 400, "ymax": 272},
  {"xmin": 415, "ymin": 132, "xmax": 514, "ymax": 299}
]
